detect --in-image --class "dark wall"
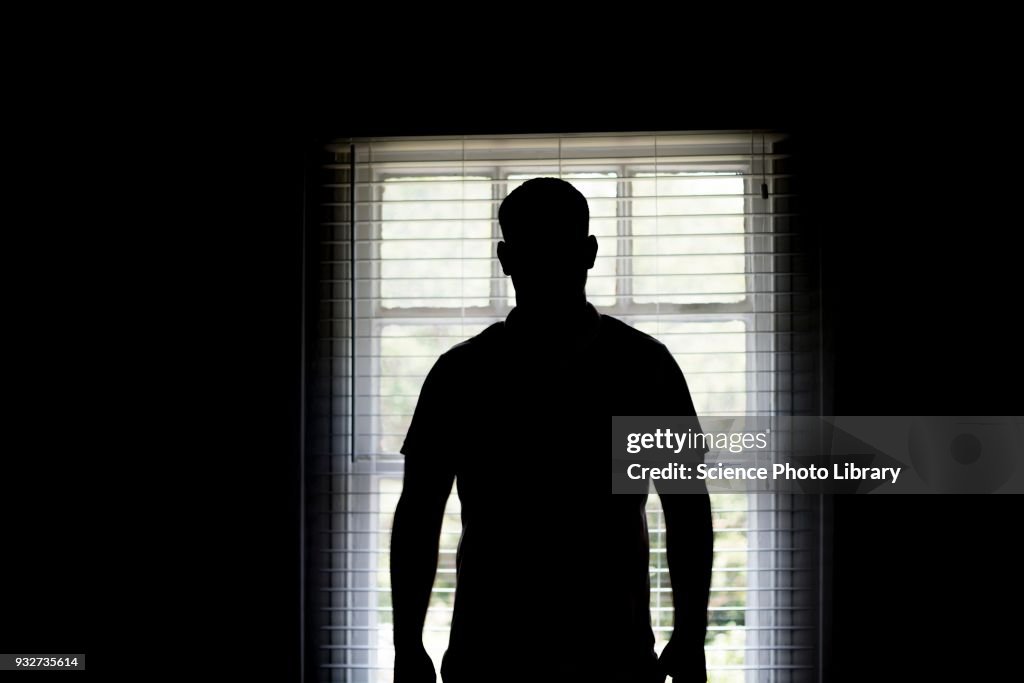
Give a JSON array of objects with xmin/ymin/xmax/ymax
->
[
  {"xmin": 797, "ymin": 123, "xmax": 1023, "ymax": 680},
  {"xmin": 5, "ymin": 84, "xmax": 1018, "ymax": 680}
]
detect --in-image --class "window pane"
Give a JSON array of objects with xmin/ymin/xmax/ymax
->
[
  {"xmin": 633, "ymin": 319, "xmax": 748, "ymax": 415},
  {"xmin": 632, "ymin": 173, "xmax": 746, "ymax": 304},
  {"xmin": 381, "ymin": 177, "xmax": 492, "ymax": 308}
]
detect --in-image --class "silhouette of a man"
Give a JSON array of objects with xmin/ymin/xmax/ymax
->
[{"xmin": 391, "ymin": 178, "xmax": 713, "ymax": 683}]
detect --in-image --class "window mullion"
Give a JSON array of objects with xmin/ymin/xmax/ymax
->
[
  {"xmin": 617, "ymin": 166, "xmax": 633, "ymax": 307},
  {"xmin": 493, "ymin": 170, "xmax": 507, "ymax": 309}
]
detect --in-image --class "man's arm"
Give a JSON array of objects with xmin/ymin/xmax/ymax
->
[
  {"xmin": 657, "ymin": 485, "xmax": 713, "ymax": 682},
  {"xmin": 652, "ymin": 345, "xmax": 714, "ymax": 682},
  {"xmin": 390, "ymin": 460, "xmax": 454, "ymax": 681},
  {"xmin": 390, "ymin": 356, "xmax": 457, "ymax": 683}
]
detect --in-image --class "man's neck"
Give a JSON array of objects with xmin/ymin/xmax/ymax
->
[{"xmin": 505, "ymin": 299, "xmax": 599, "ymax": 341}]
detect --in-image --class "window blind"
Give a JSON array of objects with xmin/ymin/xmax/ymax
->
[{"xmin": 306, "ymin": 132, "xmax": 823, "ymax": 682}]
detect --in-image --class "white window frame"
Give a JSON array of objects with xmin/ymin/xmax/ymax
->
[{"xmin": 334, "ymin": 153, "xmax": 796, "ymax": 680}]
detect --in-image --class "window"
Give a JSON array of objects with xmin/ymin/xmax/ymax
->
[{"xmin": 308, "ymin": 133, "xmax": 822, "ymax": 682}]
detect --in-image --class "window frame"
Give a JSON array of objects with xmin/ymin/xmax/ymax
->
[{"xmin": 336, "ymin": 156, "xmax": 782, "ymax": 676}]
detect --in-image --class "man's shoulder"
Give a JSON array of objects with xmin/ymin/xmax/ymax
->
[{"xmin": 435, "ymin": 321, "xmax": 505, "ymax": 368}]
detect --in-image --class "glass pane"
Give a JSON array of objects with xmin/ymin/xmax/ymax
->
[
  {"xmin": 632, "ymin": 173, "xmax": 747, "ymax": 305},
  {"xmin": 381, "ymin": 177, "xmax": 492, "ymax": 308},
  {"xmin": 633, "ymin": 319, "xmax": 748, "ymax": 415}
]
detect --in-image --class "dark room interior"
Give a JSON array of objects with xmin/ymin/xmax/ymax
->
[{"xmin": 3, "ymin": 77, "xmax": 1021, "ymax": 681}]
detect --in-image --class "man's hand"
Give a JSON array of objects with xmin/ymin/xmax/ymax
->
[
  {"xmin": 394, "ymin": 644, "xmax": 436, "ymax": 683},
  {"xmin": 657, "ymin": 637, "xmax": 707, "ymax": 683}
]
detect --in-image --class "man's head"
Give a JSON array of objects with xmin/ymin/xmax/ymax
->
[{"xmin": 497, "ymin": 177, "xmax": 598, "ymax": 311}]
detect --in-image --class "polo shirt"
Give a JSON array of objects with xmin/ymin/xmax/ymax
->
[{"xmin": 401, "ymin": 302, "xmax": 704, "ymax": 680}]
